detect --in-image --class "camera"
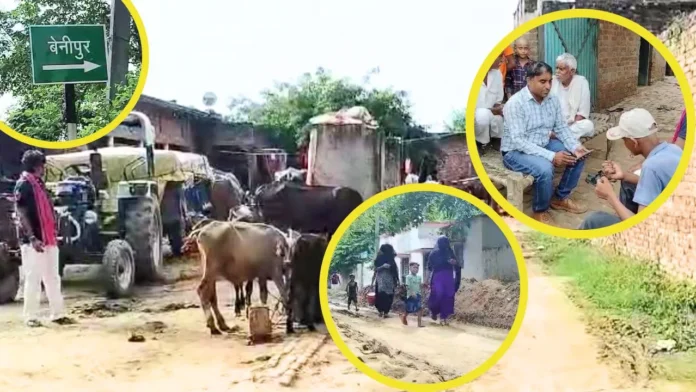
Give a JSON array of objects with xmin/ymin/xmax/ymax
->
[{"xmin": 586, "ymin": 170, "xmax": 604, "ymax": 186}]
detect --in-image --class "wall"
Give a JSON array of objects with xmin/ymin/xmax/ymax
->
[
  {"xmin": 596, "ymin": 11, "xmax": 696, "ymax": 281},
  {"xmin": 650, "ymin": 50, "xmax": 667, "ymax": 84},
  {"xmin": 403, "ymin": 134, "xmax": 474, "ymax": 185},
  {"xmin": 596, "ymin": 21, "xmax": 640, "ymax": 110},
  {"xmin": 523, "ymin": 28, "xmax": 541, "ymax": 61},
  {"xmin": 110, "ymin": 98, "xmax": 197, "ymax": 149},
  {"xmin": 307, "ymin": 124, "xmax": 383, "ymax": 200},
  {"xmin": 462, "ymin": 216, "xmax": 519, "ymax": 282},
  {"xmin": 540, "ymin": 1, "xmax": 696, "ymax": 36}
]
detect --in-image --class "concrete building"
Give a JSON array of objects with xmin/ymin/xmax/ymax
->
[
  {"xmin": 513, "ymin": 0, "xmax": 677, "ymax": 110},
  {"xmin": 353, "ymin": 217, "xmax": 519, "ymax": 289},
  {"xmin": 462, "ymin": 215, "xmax": 519, "ymax": 282}
]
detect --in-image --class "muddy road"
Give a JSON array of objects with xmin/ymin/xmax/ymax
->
[
  {"xmin": 0, "ymin": 261, "xmax": 390, "ymax": 392},
  {"xmin": 330, "ymin": 304, "xmax": 508, "ymax": 384}
]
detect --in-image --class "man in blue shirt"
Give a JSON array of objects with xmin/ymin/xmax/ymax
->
[
  {"xmin": 501, "ymin": 62, "xmax": 590, "ymax": 225},
  {"xmin": 579, "ymin": 108, "xmax": 683, "ymax": 230}
]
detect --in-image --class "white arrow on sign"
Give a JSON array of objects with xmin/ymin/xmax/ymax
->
[{"xmin": 42, "ymin": 61, "xmax": 101, "ymax": 73}]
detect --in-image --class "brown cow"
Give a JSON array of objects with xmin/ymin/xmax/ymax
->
[{"xmin": 191, "ymin": 220, "xmax": 292, "ymax": 335}]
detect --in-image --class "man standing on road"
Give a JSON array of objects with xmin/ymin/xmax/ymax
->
[
  {"xmin": 501, "ymin": 62, "xmax": 590, "ymax": 225},
  {"xmin": 14, "ymin": 150, "xmax": 74, "ymax": 327},
  {"xmin": 579, "ymin": 109, "xmax": 682, "ymax": 230}
]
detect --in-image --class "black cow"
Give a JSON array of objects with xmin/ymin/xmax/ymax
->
[
  {"xmin": 240, "ymin": 181, "xmax": 363, "ymax": 240},
  {"xmin": 286, "ymin": 233, "xmax": 328, "ymax": 333}
]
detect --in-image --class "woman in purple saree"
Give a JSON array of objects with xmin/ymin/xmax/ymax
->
[{"xmin": 427, "ymin": 236, "xmax": 461, "ymax": 325}]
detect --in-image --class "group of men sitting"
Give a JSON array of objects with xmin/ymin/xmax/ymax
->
[{"xmin": 474, "ymin": 38, "xmax": 686, "ymax": 228}]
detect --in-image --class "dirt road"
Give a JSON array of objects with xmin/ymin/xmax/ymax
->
[
  {"xmin": 2, "ymin": 221, "xmax": 694, "ymax": 391},
  {"xmin": 460, "ymin": 218, "xmax": 695, "ymax": 392},
  {"xmin": 330, "ymin": 304, "xmax": 508, "ymax": 384},
  {"xmin": 0, "ymin": 261, "xmax": 390, "ymax": 392}
]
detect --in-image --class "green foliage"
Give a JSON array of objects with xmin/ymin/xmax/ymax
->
[
  {"xmin": 227, "ymin": 68, "xmax": 427, "ymax": 153},
  {"xmin": 331, "ymin": 192, "xmax": 484, "ymax": 273},
  {"xmin": 445, "ymin": 110, "xmax": 465, "ymax": 133},
  {"xmin": 526, "ymin": 232, "xmax": 696, "ymax": 351},
  {"xmin": 0, "ymin": 0, "xmax": 142, "ymax": 139}
]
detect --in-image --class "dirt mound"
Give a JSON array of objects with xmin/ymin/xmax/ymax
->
[
  {"xmin": 359, "ymin": 278, "xmax": 520, "ymax": 329},
  {"xmin": 453, "ymin": 278, "xmax": 519, "ymax": 329}
]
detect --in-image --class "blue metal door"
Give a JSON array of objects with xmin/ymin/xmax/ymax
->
[{"xmin": 544, "ymin": 18, "xmax": 599, "ymax": 110}]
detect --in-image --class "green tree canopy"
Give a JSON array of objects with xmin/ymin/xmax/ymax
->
[
  {"xmin": 227, "ymin": 68, "xmax": 428, "ymax": 153},
  {"xmin": 445, "ymin": 109, "xmax": 465, "ymax": 133},
  {"xmin": 330, "ymin": 192, "xmax": 484, "ymax": 273},
  {"xmin": 0, "ymin": 0, "xmax": 142, "ymax": 140}
]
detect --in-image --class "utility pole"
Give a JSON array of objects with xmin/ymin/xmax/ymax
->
[
  {"xmin": 107, "ymin": 0, "xmax": 131, "ymax": 102},
  {"xmin": 64, "ymin": 85, "xmax": 77, "ymax": 140}
]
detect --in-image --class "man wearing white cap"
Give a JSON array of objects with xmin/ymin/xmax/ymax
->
[{"xmin": 579, "ymin": 108, "xmax": 682, "ymax": 230}]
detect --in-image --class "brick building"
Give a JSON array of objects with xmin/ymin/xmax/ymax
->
[
  {"xmin": 518, "ymin": 17, "xmax": 668, "ymax": 110},
  {"xmin": 514, "ymin": 1, "xmax": 696, "ymax": 281},
  {"xmin": 598, "ymin": 11, "xmax": 696, "ymax": 281}
]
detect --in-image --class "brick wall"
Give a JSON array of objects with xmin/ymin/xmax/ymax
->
[
  {"xmin": 596, "ymin": 11, "xmax": 696, "ymax": 281},
  {"xmin": 650, "ymin": 50, "xmax": 667, "ymax": 84},
  {"xmin": 542, "ymin": 1, "xmax": 696, "ymax": 35},
  {"xmin": 596, "ymin": 21, "xmax": 640, "ymax": 110},
  {"xmin": 525, "ymin": 28, "xmax": 541, "ymax": 61}
]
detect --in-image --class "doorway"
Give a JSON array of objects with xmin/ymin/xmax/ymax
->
[
  {"xmin": 638, "ymin": 38, "xmax": 652, "ymax": 86},
  {"xmin": 400, "ymin": 257, "xmax": 410, "ymax": 284}
]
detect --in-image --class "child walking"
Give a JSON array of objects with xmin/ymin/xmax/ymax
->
[
  {"xmin": 346, "ymin": 274, "xmax": 359, "ymax": 311},
  {"xmin": 400, "ymin": 262, "xmax": 426, "ymax": 327}
]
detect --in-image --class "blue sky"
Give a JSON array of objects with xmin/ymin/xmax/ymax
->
[{"xmin": 1, "ymin": 0, "xmax": 519, "ymax": 132}]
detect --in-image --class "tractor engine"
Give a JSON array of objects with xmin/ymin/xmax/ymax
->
[{"xmin": 53, "ymin": 178, "xmax": 101, "ymax": 252}]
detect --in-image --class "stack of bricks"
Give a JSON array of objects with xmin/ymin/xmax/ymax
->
[
  {"xmin": 596, "ymin": 21, "xmax": 641, "ymax": 110},
  {"xmin": 596, "ymin": 11, "xmax": 696, "ymax": 281}
]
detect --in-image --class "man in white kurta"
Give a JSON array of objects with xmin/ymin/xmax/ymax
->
[
  {"xmin": 551, "ymin": 53, "xmax": 594, "ymax": 139},
  {"xmin": 475, "ymin": 55, "xmax": 505, "ymax": 146}
]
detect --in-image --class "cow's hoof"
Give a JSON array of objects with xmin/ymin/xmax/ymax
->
[
  {"xmin": 210, "ymin": 328, "xmax": 222, "ymax": 335},
  {"xmin": 307, "ymin": 325, "xmax": 317, "ymax": 332},
  {"xmin": 286, "ymin": 327, "xmax": 295, "ymax": 334}
]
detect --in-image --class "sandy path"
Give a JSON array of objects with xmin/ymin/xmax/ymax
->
[
  {"xmin": 331, "ymin": 303, "xmax": 508, "ymax": 384},
  {"xmin": 460, "ymin": 218, "xmax": 689, "ymax": 392},
  {"xmin": 0, "ymin": 264, "xmax": 390, "ymax": 392}
]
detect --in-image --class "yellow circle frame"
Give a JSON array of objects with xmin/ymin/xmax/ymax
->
[
  {"xmin": 318, "ymin": 183, "xmax": 529, "ymax": 392},
  {"xmin": 465, "ymin": 9, "xmax": 695, "ymax": 239},
  {"xmin": 0, "ymin": 0, "xmax": 150, "ymax": 150}
]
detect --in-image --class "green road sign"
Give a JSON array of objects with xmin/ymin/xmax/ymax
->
[{"xmin": 29, "ymin": 24, "xmax": 109, "ymax": 85}]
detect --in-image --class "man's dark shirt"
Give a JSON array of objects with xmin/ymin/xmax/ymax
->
[
  {"xmin": 14, "ymin": 177, "xmax": 50, "ymax": 244},
  {"xmin": 347, "ymin": 281, "xmax": 358, "ymax": 298},
  {"xmin": 505, "ymin": 56, "xmax": 536, "ymax": 98}
]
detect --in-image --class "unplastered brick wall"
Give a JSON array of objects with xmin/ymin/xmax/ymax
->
[
  {"xmin": 650, "ymin": 50, "xmax": 667, "ymax": 84},
  {"xmin": 542, "ymin": 1, "xmax": 696, "ymax": 35},
  {"xmin": 596, "ymin": 11, "xmax": 696, "ymax": 281},
  {"xmin": 596, "ymin": 21, "xmax": 640, "ymax": 110}
]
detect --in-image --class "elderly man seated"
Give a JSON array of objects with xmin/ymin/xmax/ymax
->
[
  {"xmin": 550, "ymin": 53, "xmax": 594, "ymax": 139},
  {"xmin": 475, "ymin": 53, "xmax": 505, "ymax": 151}
]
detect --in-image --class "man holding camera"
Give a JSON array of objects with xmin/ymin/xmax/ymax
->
[{"xmin": 579, "ymin": 108, "xmax": 682, "ymax": 230}]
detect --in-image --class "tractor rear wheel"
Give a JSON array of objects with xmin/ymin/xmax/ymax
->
[
  {"xmin": 125, "ymin": 198, "xmax": 163, "ymax": 282},
  {"xmin": 0, "ymin": 245, "xmax": 19, "ymax": 304},
  {"xmin": 102, "ymin": 239, "xmax": 135, "ymax": 299}
]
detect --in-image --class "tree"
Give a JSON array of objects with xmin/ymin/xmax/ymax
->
[
  {"xmin": 445, "ymin": 109, "xmax": 465, "ymax": 133},
  {"xmin": 227, "ymin": 68, "xmax": 428, "ymax": 152},
  {"xmin": 330, "ymin": 193, "xmax": 484, "ymax": 273},
  {"xmin": 0, "ymin": 0, "xmax": 142, "ymax": 140}
]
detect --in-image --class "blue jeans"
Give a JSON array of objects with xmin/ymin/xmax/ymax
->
[
  {"xmin": 578, "ymin": 181, "xmax": 638, "ymax": 230},
  {"xmin": 502, "ymin": 139, "xmax": 585, "ymax": 212}
]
